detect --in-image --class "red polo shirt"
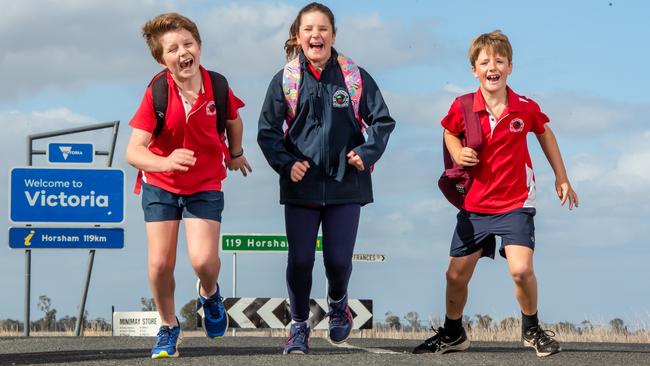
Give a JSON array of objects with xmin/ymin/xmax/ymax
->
[
  {"xmin": 129, "ymin": 66, "xmax": 244, "ymax": 194},
  {"xmin": 441, "ymin": 87, "xmax": 549, "ymax": 214}
]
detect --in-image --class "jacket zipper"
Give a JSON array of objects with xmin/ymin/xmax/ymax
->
[{"xmin": 317, "ymin": 81, "xmax": 326, "ymax": 205}]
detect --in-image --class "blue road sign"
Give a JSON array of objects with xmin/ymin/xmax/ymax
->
[
  {"xmin": 10, "ymin": 167, "xmax": 124, "ymax": 224},
  {"xmin": 9, "ymin": 227, "xmax": 124, "ymax": 249},
  {"xmin": 47, "ymin": 143, "xmax": 94, "ymax": 164}
]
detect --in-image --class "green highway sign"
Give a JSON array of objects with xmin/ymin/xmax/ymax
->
[{"xmin": 222, "ymin": 234, "xmax": 322, "ymax": 252}]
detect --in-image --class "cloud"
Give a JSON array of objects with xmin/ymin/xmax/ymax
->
[
  {"xmin": 570, "ymin": 154, "xmax": 607, "ymax": 183},
  {"xmin": 381, "ymin": 88, "xmax": 458, "ymax": 127},
  {"xmin": 534, "ymin": 93, "xmax": 649, "ymax": 138},
  {"xmin": 195, "ymin": 3, "xmax": 296, "ymax": 80},
  {"xmin": 614, "ymin": 144, "xmax": 650, "ymax": 183},
  {"xmin": 0, "ymin": 0, "xmax": 170, "ymax": 100},
  {"xmin": 335, "ymin": 13, "xmax": 451, "ymax": 70},
  {"xmin": 1, "ymin": 1, "xmax": 453, "ymax": 101},
  {"xmin": 562, "ymin": 130, "xmax": 650, "ymax": 191}
]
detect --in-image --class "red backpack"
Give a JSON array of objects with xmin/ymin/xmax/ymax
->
[{"xmin": 438, "ymin": 93, "xmax": 483, "ymax": 209}]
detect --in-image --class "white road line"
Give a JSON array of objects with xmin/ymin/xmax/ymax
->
[{"xmin": 330, "ymin": 340, "xmax": 400, "ymax": 354}]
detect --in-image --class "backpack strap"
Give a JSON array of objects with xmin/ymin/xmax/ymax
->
[
  {"xmin": 336, "ymin": 53, "xmax": 363, "ymax": 125},
  {"xmin": 282, "ymin": 53, "xmax": 364, "ymax": 129},
  {"xmin": 442, "ymin": 93, "xmax": 482, "ymax": 170},
  {"xmin": 150, "ymin": 69, "xmax": 229, "ymax": 138},
  {"xmin": 208, "ymin": 71, "xmax": 229, "ymax": 135},
  {"xmin": 149, "ymin": 70, "xmax": 169, "ymax": 138},
  {"xmin": 138, "ymin": 69, "xmax": 231, "ymax": 193},
  {"xmin": 282, "ymin": 57, "xmax": 302, "ymax": 123},
  {"xmin": 458, "ymin": 93, "xmax": 482, "ymax": 152}
]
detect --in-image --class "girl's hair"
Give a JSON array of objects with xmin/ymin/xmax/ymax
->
[
  {"xmin": 469, "ymin": 30, "xmax": 513, "ymax": 67},
  {"xmin": 284, "ymin": 2, "xmax": 336, "ymax": 61},
  {"xmin": 142, "ymin": 13, "xmax": 202, "ymax": 64}
]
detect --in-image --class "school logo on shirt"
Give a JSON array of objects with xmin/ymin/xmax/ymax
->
[
  {"xmin": 206, "ymin": 101, "xmax": 217, "ymax": 116},
  {"xmin": 333, "ymin": 90, "xmax": 350, "ymax": 108},
  {"xmin": 510, "ymin": 118, "xmax": 524, "ymax": 132}
]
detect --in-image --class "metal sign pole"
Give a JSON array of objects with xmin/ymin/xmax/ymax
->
[
  {"xmin": 24, "ymin": 250, "xmax": 31, "ymax": 337},
  {"xmin": 23, "ymin": 138, "xmax": 33, "ymax": 337},
  {"xmin": 74, "ymin": 250, "xmax": 95, "ymax": 336},
  {"xmin": 74, "ymin": 122, "xmax": 119, "ymax": 336},
  {"xmin": 232, "ymin": 251, "xmax": 237, "ymax": 337}
]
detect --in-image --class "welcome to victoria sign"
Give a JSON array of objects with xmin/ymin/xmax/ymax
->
[
  {"xmin": 9, "ymin": 167, "xmax": 124, "ymax": 225},
  {"xmin": 8, "ymin": 167, "xmax": 125, "ymax": 250}
]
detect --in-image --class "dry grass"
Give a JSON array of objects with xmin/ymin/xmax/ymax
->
[
  {"xmin": 0, "ymin": 323, "xmax": 112, "ymax": 337},
  {"xmin": 2, "ymin": 324, "xmax": 648, "ymax": 343},
  {"xmin": 359, "ymin": 326, "xmax": 650, "ymax": 343}
]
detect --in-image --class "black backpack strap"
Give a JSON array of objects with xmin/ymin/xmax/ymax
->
[
  {"xmin": 149, "ymin": 69, "xmax": 169, "ymax": 138},
  {"xmin": 149, "ymin": 69, "xmax": 229, "ymax": 138},
  {"xmin": 208, "ymin": 71, "xmax": 229, "ymax": 134},
  {"xmin": 457, "ymin": 93, "xmax": 482, "ymax": 152}
]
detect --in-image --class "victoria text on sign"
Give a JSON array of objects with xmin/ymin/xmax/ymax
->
[{"xmin": 10, "ymin": 167, "xmax": 124, "ymax": 224}]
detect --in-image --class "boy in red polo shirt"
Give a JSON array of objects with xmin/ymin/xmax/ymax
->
[
  {"xmin": 413, "ymin": 30, "xmax": 578, "ymax": 357},
  {"xmin": 125, "ymin": 13, "xmax": 251, "ymax": 359}
]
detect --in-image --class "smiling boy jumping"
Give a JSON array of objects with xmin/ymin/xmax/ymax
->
[{"xmin": 414, "ymin": 30, "xmax": 578, "ymax": 357}]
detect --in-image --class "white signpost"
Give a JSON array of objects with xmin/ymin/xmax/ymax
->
[
  {"xmin": 112, "ymin": 311, "xmax": 161, "ymax": 336},
  {"xmin": 351, "ymin": 253, "xmax": 386, "ymax": 262}
]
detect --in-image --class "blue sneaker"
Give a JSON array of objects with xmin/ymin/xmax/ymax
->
[
  {"xmin": 327, "ymin": 294, "xmax": 353, "ymax": 343},
  {"xmin": 197, "ymin": 280, "xmax": 228, "ymax": 338},
  {"xmin": 151, "ymin": 324, "xmax": 182, "ymax": 359},
  {"xmin": 283, "ymin": 321, "xmax": 310, "ymax": 354}
]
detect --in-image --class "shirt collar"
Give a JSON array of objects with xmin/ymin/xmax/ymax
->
[
  {"xmin": 166, "ymin": 66, "xmax": 207, "ymax": 94},
  {"xmin": 472, "ymin": 86, "xmax": 522, "ymax": 113},
  {"xmin": 299, "ymin": 47, "xmax": 339, "ymax": 70}
]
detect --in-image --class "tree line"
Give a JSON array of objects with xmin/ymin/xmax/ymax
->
[
  {"xmin": 380, "ymin": 311, "xmax": 634, "ymax": 335},
  {"xmin": 0, "ymin": 295, "xmax": 639, "ymax": 336},
  {"xmin": 0, "ymin": 295, "xmax": 111, "ymax": 333}
]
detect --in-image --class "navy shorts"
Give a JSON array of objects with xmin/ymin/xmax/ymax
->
[
  {"xmin": 450, "ymin": 208, "xmax": 536, "ymax": 259},
  {"xmin": 141, "ymin": 182, "xmax": 224, "ymax": 222}
]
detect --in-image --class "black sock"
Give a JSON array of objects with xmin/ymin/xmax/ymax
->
[
  {"xmin": 522, "ymin": 311, "xmax": 539, "ymax": 333},
  {"xmin": 444, "ymin": 316, "xmax": 463, "ymax": 337}
]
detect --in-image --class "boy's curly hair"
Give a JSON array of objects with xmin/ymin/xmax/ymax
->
[
  {"xmin": 142, "ymin": 13, "xmax": 202, "ymax": 64},
  {"xmin": 469, "ymin": 30, "xmax": 512, "ymax": 67}
]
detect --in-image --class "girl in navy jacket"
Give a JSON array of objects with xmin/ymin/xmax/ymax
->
[{"xmin": 257, "ymin": 2, "xmax": 395, "ymax": 355}]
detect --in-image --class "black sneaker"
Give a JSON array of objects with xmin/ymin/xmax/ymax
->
[
  {"xmin": 522, "ymin": 326, "xmax": 562, "ymax": 357},
  {"xmin": 412, "ymin": 327, "xmax": 470, "ymax": 354}
]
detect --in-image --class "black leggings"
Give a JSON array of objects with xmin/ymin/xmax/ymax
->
[{"xmin": 284, "ymin": 204, "xmax": 361, "ymax": 322}]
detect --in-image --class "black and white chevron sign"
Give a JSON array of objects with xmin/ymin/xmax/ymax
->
[{"xmin": 198, "ymin": 298, "xmax": 373, "ymax": 330}]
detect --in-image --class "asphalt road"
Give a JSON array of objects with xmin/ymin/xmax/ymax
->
[{"xmin": 1, "ymin": 336, "xmax": 648, "ymax": 366}]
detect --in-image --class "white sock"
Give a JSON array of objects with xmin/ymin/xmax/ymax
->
[{"xmin": 328, "ymin": 294, "xmax": 346, "ymax": 303}]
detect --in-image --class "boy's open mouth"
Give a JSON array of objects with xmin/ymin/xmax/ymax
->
[
  {"xmin": 180, "ymin": 58, "xmax": 194, "ymax": 70},
  {"xmin": 309, "ymin": 41, "xmax": 324, "ymax": 51},
  {"xmin": 487, "ymin": 74, "xmax": 500, "ymax": 82}
]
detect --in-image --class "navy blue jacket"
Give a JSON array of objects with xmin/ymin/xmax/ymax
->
[{"xmin": 257, "ymin": 49, "xmax": 396, "ymax": 205}]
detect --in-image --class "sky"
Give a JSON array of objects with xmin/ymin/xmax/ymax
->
[{"xmin": 2, "ymin": 0, "xmax": 650, "ymax": 330}]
